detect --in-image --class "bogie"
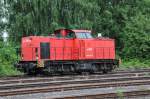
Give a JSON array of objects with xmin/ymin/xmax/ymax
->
[{"xmin": 15, "ymin": 59, "xmax": 118, "ymax": 75}]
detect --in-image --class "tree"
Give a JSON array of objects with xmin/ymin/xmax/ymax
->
[{"xmin": 4, "ymin": 0, "xmax": 150, "ymax": 60}]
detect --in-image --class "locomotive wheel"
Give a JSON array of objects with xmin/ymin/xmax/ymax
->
[
  {"xmin": 81, "ymin": 72, "xmax": 90, "ymax": 75},
  {"xmin": 26, "ymin": 68, "xmax": 36, "ymax": 75},
  {"xmin": 25, "ymin": 63, "xmax": 37, "ymax": 75}
]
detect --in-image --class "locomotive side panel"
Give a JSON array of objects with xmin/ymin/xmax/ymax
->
[
  {"xmin": 76, "ymin": 39, "xmax": 115, "ymax": 60},
  {"xmin": 50, "ymin": 38, "xmax": 75, "ymax": 60},
  {"xmin": 84, "ymin": 40, "xmax": 95, "ymax": 59},
  {"xmin": 52, "ymin": 39, "xmax": 64, "ymax": 60},
  {"xmin": 64, "ymin": 39, "xmax": 74, "ymax": 60},
  {"xmin": 104, "ymin": 40, "xmax": 115, "ymax": 59},
  {"xmin": 95, "ymin": 40, "xmax": 104, "ymax": 59},
  {"xmin": 79, "ymin": 40, "xmax": 95, "ymax": 59},
  {"xmin": 50, "ymin": 38, "xmax": 56, "ymax": 60},
  {"xmin": 95, "ymin": 39, "xmax": 115, "ymax": 59},
  {"xmin": 22, "ymin": 47, "xmax": 34, "ymax": 61},
  {"xmin": 21, "ymin": 37, "xmax": 35, "ymax": 61}
]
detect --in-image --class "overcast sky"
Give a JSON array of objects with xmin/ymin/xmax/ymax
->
[{"xmin": 1, "ymin": 0, "xmax": 8, "ymax": 41}]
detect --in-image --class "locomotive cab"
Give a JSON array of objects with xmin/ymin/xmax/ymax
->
[
  {"xmin": 54, "ymin": 29, "xmax": 93, "ymax": 39},
  {"xmin": 54, "ymin": 29, "xmax": 76, "ymax": 39}
]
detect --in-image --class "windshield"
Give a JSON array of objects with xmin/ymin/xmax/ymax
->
[
  {"xmin": 76, "ymin": 32, "xmax": 93, "ymax": 39},
  {"xmin": 66, "ymin": 32, "xmax": 76, "ymax": 38},
  {"xmin": 55, "ymin": 32, "xmax": 63, "ymax": 38}
]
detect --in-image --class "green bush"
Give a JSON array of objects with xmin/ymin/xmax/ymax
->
[
  {"xmin": 120, "ymin": 58, "xmax": 150, "ymax": 69},
  {"xmin": 0, "ymin": 42, "xmax": 21, "ymax": 76}
]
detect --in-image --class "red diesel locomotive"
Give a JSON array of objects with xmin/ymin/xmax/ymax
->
[{"xmin": 15, "ymin": 29, "xmax": 119, "ymax": 74}]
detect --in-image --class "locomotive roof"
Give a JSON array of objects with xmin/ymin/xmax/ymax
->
[
  {"xmin": 72, "ymin": 30, "xmax": 91, "ymax": 33},
  {"xmin": 54, "ymin": 29, "xmax": 91, "ymax": 33},
  {"xmin": 23, "ymin": 36, "xmax": 54, "ymax": 38}
]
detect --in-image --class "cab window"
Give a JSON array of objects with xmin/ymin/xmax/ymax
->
[
  {"xmin": 66, "ymin": 32, "xmax": 76, "ymax": 39},
  {"xmin": 55, "ymin": 33, "xmax": 63, "ymax": 38},
  {"xmin": 76, "ymin": 33, "xmax": 86, "ymax": 39},
  {"xmin": 76, "ymin": 32, "xmax": 93, "ymax": 39},
  {"xmin": 86, "ymin": 33, "xmax": 93, "ymax": 38}
]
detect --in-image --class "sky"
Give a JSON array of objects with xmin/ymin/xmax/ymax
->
[
  {"xmin": 1, "ymin": 18, "xmax": 8, "ymax": 42},
  {"xmin": 0, "ymin": 0, "xmax": 8, "ymax": 42}
]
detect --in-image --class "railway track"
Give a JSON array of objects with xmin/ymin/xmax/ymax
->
[
  {"xmin": 0, "ymin": 73, "xmax": 149, "ymax": 90},
  {"xmin": 0, "ymin": 68, "xmax": 150, "ymax": 80},
  {"xmin": 0, "ymin": 76, "xmax": 150, "ymax": 90},
  {"xmin": 0, "ymin": 69, "xmax": 150, "ymax": 98},
  {"xmin": 53, "ymin": 86, "xmax": 150, "ymax": 99},
  {"xmin": 0, "ymin": 69, "xmax": 150, "ymax": 84}
]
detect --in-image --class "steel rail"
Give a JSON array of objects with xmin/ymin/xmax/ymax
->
[
  {"xmin": 0, "ymin": 72, "xmax": 149, "ymax": 85},
  {"xmin": 0, "ymin": 68, "xmax": 150, "ymax": 80},
  {"xmin": 59, "ymin": 90, "xmax": 150, "ymax": 99},
  {"xmin": 0, "ymin": 76, "xmax": 150, "ymax": 90},
  {"xmin": 0, "ymin": 78, "xmax": 150, "ymax": 96}
]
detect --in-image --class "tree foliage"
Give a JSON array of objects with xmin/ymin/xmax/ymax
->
[
  {"xmin": 0, "ymin": 41, "xmax": 20, "ymax": 76},
  {"xmin": 0, "ymin": 1, "xmax": 4, "ymax": 35},
  {"xmin": 3, "ymin": 0, "xmax": 150, "ymax": 59}
]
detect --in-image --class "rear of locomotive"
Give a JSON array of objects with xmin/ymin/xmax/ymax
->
[{"xmin": 14, "ymin": 36, "xmax": 52, "ymax": 74}]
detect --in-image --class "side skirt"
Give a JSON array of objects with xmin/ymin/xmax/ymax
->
[
  {"xmin": 43, "ymin": 59, "xmax": 119, "ymax": 74},
  {"xmin": 14, "ymin": 59, "xmax": 119, "ymax": 75}
]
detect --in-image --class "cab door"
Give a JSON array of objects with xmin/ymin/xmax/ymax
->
[
  {"xmin": 79, "ymin": 40, "xmax": 85, "ymax": 59},
  {"xmin": 40, "ymin": 42, "xmax": 50, "ymax": 59}
]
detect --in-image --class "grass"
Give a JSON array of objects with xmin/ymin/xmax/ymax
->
[
  {"xmin": 0, "ymin": 63, "xmax": 22, "ymax": 76},
  {"xmin": 116, "ymin": 88, "xmax": 124, "ymax": 99},
  {"xmin": 119, "ymin": 58, "xmax": 150, "ymax": 69},
  {"xmin": 0, "ymin": 43, "xmax": 22, "ymax": 76}
]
